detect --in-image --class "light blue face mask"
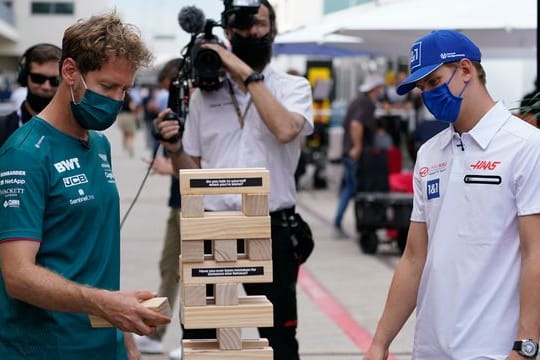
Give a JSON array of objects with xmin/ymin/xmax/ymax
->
[
  {"xmin": 421, "ymin": 67, "xmax": 469, "ymax": 123},
  {"xmin": 70, "ymin": 77, "xmax": 123, "ymax": 131}
]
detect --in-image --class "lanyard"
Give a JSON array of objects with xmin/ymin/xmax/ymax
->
[{"xmin": 227, "ymin": 79, "xmax": 252, "ymax": 128}]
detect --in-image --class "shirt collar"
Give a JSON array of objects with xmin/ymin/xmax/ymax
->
[{"xmin": 440, "ymin": 101, "xmax": 511, "ymax": 150}]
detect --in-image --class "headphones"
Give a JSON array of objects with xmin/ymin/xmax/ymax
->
[{"xmin": 17, "ymin": 43, "xmax": 61, "ymax": 86}]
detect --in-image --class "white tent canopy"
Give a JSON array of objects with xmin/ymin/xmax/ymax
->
[{"xmin": 276, "ymin": 0, "xmax": 536, "ymax": 58}]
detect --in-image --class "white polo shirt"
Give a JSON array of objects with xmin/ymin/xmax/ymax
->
[
  {"xmin": 411, "ymin": 102, "xmax": 540, "ymax": 359},
  {"xmin": 183, "ymin": 66, "xmax": 313, "ymax": 212}
]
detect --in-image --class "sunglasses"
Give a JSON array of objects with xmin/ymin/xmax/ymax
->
[{"xmin": 29, "ymin": 72, "xmax": 60, "ymax": 87}]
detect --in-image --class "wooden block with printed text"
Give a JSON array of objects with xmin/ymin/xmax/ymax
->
[{"xmin": 180, "ymin": 168, "xmax": 270, "ymax": 195}]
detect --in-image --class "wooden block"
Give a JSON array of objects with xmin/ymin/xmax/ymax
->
[
  {"xmin": 181, "ymin": 195, "xmax": 204, "ymax": 218},
  {"xmin": 217, "ymin": 328, "xmax": 242, "ymax": 350},
  {"xmin": 181, "ymin": 240, "xmax": 204, "ymax": 262},
  {"xmin": 182, "ymin": 284, "xmax": 207, "ymax": 306},
  {"xmin": 183, "ymin": 339, "xmax": 272, "ymax": 360},
  {"xmin": 181, "ymin": 259, "xmax": 273, "ymax": 285},
  {"xmin": 247, "ymin": 238, "xmax": 272, "ymax": 261},
  {"xmin": 183, "ymin": 338, "xmax": 268, "ymax": 349},
  {"xmin": 242, "ymin": 194, "xmax": 269, "ymax": 216},
  {"xmin": 181, "ymin": 213, "xmax": 270, "ymax": 240},
  {"xmin": 182, "ymin": 295, "xmax": 273, "ymax": 329},
  {"xmin": 89, "ymin": 297, "xmax": 170, "ymax": 328},
  {"xmin": 214, "ymin": 239, "xmax": 237, "ymax": 262},
  {"xmin": 215, "ymin": 283, "xmax": 238, "ymax": 306},
  {"xmin": 179, "ymin": 168, "xmax": 269, "ymax": 195}
]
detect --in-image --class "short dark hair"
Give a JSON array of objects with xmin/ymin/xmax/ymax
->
[{"xmin": 26, "ymin": 44, "xmax": 61, "ymax": 68}]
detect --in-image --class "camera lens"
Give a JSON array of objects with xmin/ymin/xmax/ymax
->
[{"xmin": 194, "ymin": 49, "xmax": 222, "ymax": 76}]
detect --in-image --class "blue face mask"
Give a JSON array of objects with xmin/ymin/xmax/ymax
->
[
  {"xmin": 421, "ymin": 68, "xmax": 469, "ymax": 123},
  {"xmin": 70, "ymin": 77, "xmax": 123, "ymax": 131}
]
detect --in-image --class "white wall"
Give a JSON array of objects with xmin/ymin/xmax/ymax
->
[
  {"xmin": 4, "ymin": 0, "xmax": 108, "ymax": 56},
  {"xmin": 483, "ymin": 58, "xmax": 537, "ymax": 111}
]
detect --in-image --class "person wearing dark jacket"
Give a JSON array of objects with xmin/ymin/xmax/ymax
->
[{"xmin": 0, "ymin": 43, "xmax": 61, "ymax": 147}]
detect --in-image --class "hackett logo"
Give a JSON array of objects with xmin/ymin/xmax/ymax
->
[
  {"xmin": 470, "ymin": 160, "xmax": 501, "ymax": 171},
  {"xmin": 54, "ymin": 158, "xmax": 81, "ymax": 173}
]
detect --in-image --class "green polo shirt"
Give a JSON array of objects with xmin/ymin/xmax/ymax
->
[{"xmin": 0, "ymin": 117, "xmax": 125, "ymax": 359}]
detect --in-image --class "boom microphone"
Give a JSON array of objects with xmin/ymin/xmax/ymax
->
[{"xmin": 178, "ymin": 6, "xmax": 206, "ymax": 34}]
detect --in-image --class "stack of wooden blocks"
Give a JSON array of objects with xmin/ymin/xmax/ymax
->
[{"xmin": 179, "ymin": 168, "xmax": 274, "ymax": 359}]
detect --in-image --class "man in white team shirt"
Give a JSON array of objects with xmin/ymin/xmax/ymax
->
[{"xmin": 364, "ymin": 30, "xmax": 540, "ymax": 360}]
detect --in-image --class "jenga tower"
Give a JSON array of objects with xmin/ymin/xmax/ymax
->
[{"xmin": 179, "ymin": 168, "xmax": 273, "ymax": 359}]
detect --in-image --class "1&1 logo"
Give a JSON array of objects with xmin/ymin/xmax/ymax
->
[{"xmin": 427, "ymin": 179, "xmax": 440, "ymax": 200}]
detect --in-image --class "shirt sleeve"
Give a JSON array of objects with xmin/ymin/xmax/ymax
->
[
  {"xmin": 410, "ymin": 150, "xmax": 426, "ymax": 222},
  {"xmin": 0, "ymin": 147, "xmax": 47, "ymax": 242},
  {"xmin": 514, "ymin": 134, "xmax": 540, "ymax": 216},
  {"xmin": 281, "ymin": 76, "xmax": 314, "ymax": 136}
]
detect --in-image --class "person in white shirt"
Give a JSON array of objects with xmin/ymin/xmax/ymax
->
[
  {"xmin": 364, "ymin": 30, "xmax": 540, "ymax": 360},
  {"xmin": 155, "ymin": 1, "xmax": 313, "ymax": 359}
]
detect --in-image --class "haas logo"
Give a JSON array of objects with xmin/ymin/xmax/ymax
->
[{"xmin": 470, "ymin": 160, "xmax": 501, "ymax": 171}]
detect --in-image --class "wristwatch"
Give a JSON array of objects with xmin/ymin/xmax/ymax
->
[
  {"xmin": 513, "ymin": 339, "xmax": 539, "ymax": 358},
  {"xmin": 244, "ymin": 72, "xmax": 264, "ymax": 87}
]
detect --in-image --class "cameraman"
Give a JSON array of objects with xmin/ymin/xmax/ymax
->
[{"xmin": 157, "ymin": 1, "xmax": 313, "ymax": 359}]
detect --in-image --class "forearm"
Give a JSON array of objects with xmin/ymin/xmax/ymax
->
[
  {"xmin": 517, "ymin": 254, "xmax": 540, "ymax": 340},
  {"xmin": 4, "ymin": 261, "xmax": 104, "ymax": 315},
  {"xmin": 169, "ymin": 147, "xmax": 199, "ymax": 175},
  {"xmin": 247, "ymin": 81, "xmax": 304, "ymax": 143},
  {"xmin": 371, "ymin": 256, "xmax": 422, "ymax": 348}
]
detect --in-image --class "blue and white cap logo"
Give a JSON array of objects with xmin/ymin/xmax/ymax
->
[{"xmin": 410, "ymin": 41, "xmax": 422, "ymax": 71}]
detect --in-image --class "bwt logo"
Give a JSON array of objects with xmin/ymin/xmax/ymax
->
[
  {"xmin": 63, "ymin": 174, "xmax": 88, "ymax": 187},
  {"xmin": 54, "ymin": 158, "xmax": 81, "ymax": 173}
]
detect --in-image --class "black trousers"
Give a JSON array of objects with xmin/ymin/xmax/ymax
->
[{"xmin": 182, "ymin": 208, "xmax": 300, "ymax": 360}]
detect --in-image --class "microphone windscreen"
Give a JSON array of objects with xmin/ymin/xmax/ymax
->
[{"xmin": 178, "ymin": 6, "xmax": 206, "ymax": 34}]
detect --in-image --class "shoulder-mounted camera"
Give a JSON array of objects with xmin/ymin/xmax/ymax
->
[{"xmin": 177, "ymin": 0, "xmax": 261, "ymax": 92}]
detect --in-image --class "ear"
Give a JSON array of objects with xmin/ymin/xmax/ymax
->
[
  {"xmin": 61, "ymin": 58, "xmax": 78, "ymax": 86},
  {"xmin": 459, "ymin": 58, "xmax": 474, "ymax": 83}
]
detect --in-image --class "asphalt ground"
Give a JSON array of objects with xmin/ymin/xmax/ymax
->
[{"xmin": 107, "ymin": 124, "xmax": 415, "ymax": 360}]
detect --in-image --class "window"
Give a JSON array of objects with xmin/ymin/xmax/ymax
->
[
  {"xmin": 31, "ymin": 2, "xmax": 74, "ymax": 15},
  {"xmin": 323, "ymin": 0, "xmax": 374, "ymax": 14}
]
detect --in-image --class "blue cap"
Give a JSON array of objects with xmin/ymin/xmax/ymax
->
[{"xmin": 396, "ymin": 30, "xmax": 481, "ymax": 95}]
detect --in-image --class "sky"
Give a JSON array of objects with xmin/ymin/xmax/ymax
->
[{"xmin": 107, "ymin": 0, "xmax": 225, "ymax": 64}]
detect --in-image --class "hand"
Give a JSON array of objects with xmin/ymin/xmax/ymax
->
[
  {"xmin": 94, "ymin": 290, "xmax": 171, "ymax": 336},
  {"xmin": 155, "ymin": 108, "xmax": 182, "ymax": 154},
  {"xmin": 202, "ymin": 43, "xmax": 253, "ymax": 87},
  {"xmin": 363, "ymin": 344, "xmax": 389, "ymax": 360},
  {"xmin": 349, "ymin": 147, "xmax": 361, "ymax": 161},
  {"xmin": 145, "ymin": 156, "xmax": 173, "ymax": 176}
]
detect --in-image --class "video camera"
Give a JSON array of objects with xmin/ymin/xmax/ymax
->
[
  {"xmin": 152, "ymin": 1, "xmax": 261, "ymax": 144},
  {"xmin": 177, "ymin": 0, "xmax": 261, "ymax": 91}
]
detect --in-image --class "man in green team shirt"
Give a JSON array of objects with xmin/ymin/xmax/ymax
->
[{"xmin": 0, "ymin": 13, "xmax": 170, "ymax": 359}]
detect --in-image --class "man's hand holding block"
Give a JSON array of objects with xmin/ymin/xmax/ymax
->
[{"xmin": 89, "ymin": 297, "xmax": 171, "ymax": 328}]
